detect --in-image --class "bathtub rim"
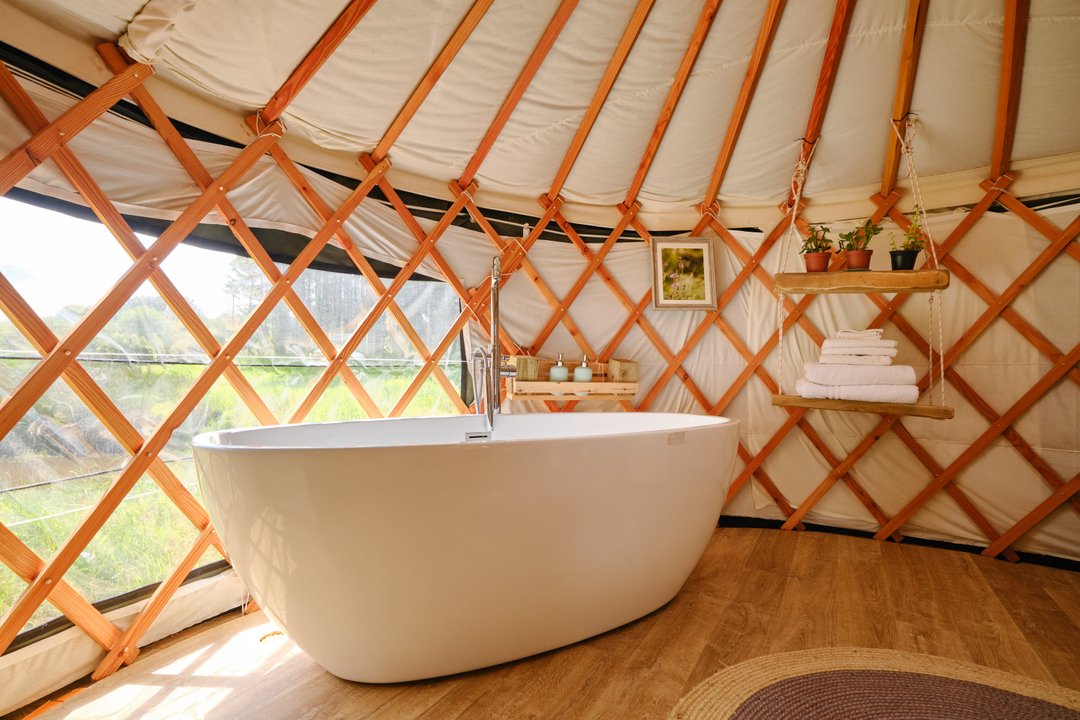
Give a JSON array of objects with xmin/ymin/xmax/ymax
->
[{"xmin": 192, "ymin": 412, "xmax": 739, "ymax": 452}]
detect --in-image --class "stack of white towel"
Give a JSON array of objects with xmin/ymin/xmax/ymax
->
[{"xmin": 796, "ymin": 329, "xmax": 919, "ymax": 403}]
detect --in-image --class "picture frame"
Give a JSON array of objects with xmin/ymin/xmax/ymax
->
[{"xmin": 651, "ymin": 238, "xmax": 717, "ymax": 310}]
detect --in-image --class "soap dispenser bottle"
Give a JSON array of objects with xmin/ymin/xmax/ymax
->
[
  {"xmin": 573, "ymin": 355, "xmax": 592, "ymax": 395},
  {"xmin": 548, "ymin": 353, "xmax": 568, "ymax": 394}
]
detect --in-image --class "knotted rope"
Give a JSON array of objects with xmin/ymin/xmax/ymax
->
[
  {"xmin": 776, "ymin": 142, "xmax": 816, "ymax": 394},
  {"xmin": 894, "ymin": 117, "xmax": 947, "ymax": 407}
]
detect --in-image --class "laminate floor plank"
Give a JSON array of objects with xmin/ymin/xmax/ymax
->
[{"xmin": 24, "ymin": 528, "xmax": 1080, "ymax": 719}]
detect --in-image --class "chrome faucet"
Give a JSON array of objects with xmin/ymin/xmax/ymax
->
[{"xmin": 471, "ymin": 256, "xmax": 515, "ymax": 436}]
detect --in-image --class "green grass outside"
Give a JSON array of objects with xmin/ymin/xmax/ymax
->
[{"xmin": 0, "ymin": 359, "xmax": 465, "ymax": 633}]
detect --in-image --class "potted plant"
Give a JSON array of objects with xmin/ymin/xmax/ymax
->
[
  {"xmin": 799, "ymin": 224, "xmax": 832, "ymax": 272},
  {"xmin": 890, "ymin": 207, "xmax": 926, "ymax": 271},
  {"xmin": 837, "ymin": 219, "xmax": 881, "ymax": 270}
]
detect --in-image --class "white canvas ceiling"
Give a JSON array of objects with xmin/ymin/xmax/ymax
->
[{"xmin": 1, "ymin": 0, "xmax": 1078, "ymax": 228}]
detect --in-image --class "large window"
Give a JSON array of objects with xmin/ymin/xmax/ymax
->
[{"xmin": 0, "ymin": 196, "xmax": 466, "ymax": 639}]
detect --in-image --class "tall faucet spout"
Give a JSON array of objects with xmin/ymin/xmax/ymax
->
[{"xmin": 490, "ymin": 256, "xmax": 502, "ymax": 416}]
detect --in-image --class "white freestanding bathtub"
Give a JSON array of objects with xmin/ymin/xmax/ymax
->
[{"xmin": 193, "ymin": 412, "xmax": 739, "ymax": 683}]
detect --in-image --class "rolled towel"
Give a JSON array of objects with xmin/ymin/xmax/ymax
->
[
  {"xmin": 823, "ymin": 338, "xmax": 898, "ymax": 350},
  {"xmin": 803, "ymin": 362, "xmax": 916, "ymax": 386},
  {"xmin": 818, "ymin": 354, "xmax": 892, "ymax": 366},
  {"xmin": 797, "ymin": 377, "xmax": 920, "ymax": 404},
  {"xmin": 821, "ymin": 345, "xmax": 897, "ymax": 357},
  {"xmin": 838, "ymin": 329, "xmax": 883, "ymax": 340}
]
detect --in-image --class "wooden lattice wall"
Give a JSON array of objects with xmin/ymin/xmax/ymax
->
[{"xmin": 0, "ymin": 0, "xmax": 1077, "ymax": 686}]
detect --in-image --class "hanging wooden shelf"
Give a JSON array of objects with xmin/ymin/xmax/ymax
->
[
  {"xmin": 772, "ymin": 394, "xmax": 954, "ymax": 420},
  {"xmin": 773, "ymin": 269, "xmax": 950, "ymax": 295}
]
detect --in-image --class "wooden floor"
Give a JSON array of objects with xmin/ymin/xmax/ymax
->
[{"xmin": 25, "ymin": 528, "xmax": 1080, "ymax": 719}]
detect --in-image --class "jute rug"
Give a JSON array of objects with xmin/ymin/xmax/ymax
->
[{"xmin": 669, "ymin": 647, "xmax": 1080, "ymax": 720}]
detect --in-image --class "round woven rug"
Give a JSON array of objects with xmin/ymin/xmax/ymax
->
[{"xmin": 669, "ymin": 647, "xmax": 1080, "ymax": 720}]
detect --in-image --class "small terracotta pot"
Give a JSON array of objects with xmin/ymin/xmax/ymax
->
[
  {"xmin": 844, "ymin": 248, "xmax": 873, "ymax": 270},
  {"xmin": 803, "ymin": 251, "xmax": 831, "ymax": 272},
  {"xmin": 890, "ymin": 249, "xmax": 919, "ymax": 271}
]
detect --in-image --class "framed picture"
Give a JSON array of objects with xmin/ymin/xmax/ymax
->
[{"xmin": 652, "ymin": 238, "xmax": 717, "ymax": 309}]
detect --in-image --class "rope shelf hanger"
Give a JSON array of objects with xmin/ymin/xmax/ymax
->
[{"xmin": 771, "ymin": 118, "xmax": 955, "ymax": 420}]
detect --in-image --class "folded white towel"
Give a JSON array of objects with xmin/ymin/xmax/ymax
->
[
  {"xmin": 818, "ymin": 354, "xmax": 892, "ymax": 366},
  {"xmin": 797, "ymin": 378, "xmax": 920, "ymax": 404},
  {"xmin": 821, "ymin": 346, "xmax": 898, "ymax": 357},
  {"xmin": 838, "ymin": 329, "xmax": 883, "ymax": 340},
  {"xmin": 823, "ymin": 338, "xmax": 898, "ymax": 350},
  {"xmin": 803, "ymin": 362, "xmax": 917, "ymax": 386}
]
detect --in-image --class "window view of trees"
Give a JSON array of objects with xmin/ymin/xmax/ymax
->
[{"xmin": 0, "ymin": 198, "xmax": 466, "ymax": 635}]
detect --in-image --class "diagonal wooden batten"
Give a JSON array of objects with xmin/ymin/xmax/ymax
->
[
  {"xmin": 100, "ymin": 45, "xmax": 378, "ymax": 417},
  {"xmin": 527, "ymin": 203, "xmax": 639, "ymax": 354},
  {"xmin": 0, "ymin": 61, "xmax": 151, "ymax": 194},
  {"xmin": 0, "ymin": 60, "xmax": 277, "ymax": 427},
  {"xmin": 389, "ymin": 205, "xmax": 561, "ymax": 416},
  {"xmin": 291, "ymin": 177, "xmax": 467, "ymax": 419},
  {"xmin": 546, "ymin": 207, "xmax": 711, "ymax": 414},
  {"xmin": 546, "ymin": 0, "xmax": 656, "ymax": 200},
  {"xmin": 701, "ymin": 0, "xmax": 786, "ymax": 206},
  {"xmin": 371, "ymin": 0, "xmax": 494, "ymax": 162},
  {"xmin": 0, "ymin": 147, "xmax": 384, "ymax": 657},
  {"xmin": 866, "ymin": 279, "xmax": 1080, "ymax": 521},
  {"xmin": 636, "ymin": 220, "xmax": 769, "ymax": 411},
  {"xmin": 990, "ymin": 0, "xmax": 1030, "ymax": 181},
  {"xmin": 391, "ymin": 186, "xmax": 595, "ymax": 416},
  {"xmin": 457, "ymin": 187, "xmax": 599, "ymax": 360},
  {"xmin": 458, "ymin": 0, "xmax": 579, "ymax": 187},
  {"xmin": 875, "ymin": 343, "xmax": 1080, "ymax": 542},
  {"xmin": 889, "ymin": 421, "xmax": 1021, "ymax": 563},
  {"xmin": 992, "ymin": 189, "xmax": 1080, "ymax": 264},
  {"xmin": 359, "ymin": 154, "xmax": 475, "ymax": 302},
  {"xmin": 260, "ymin": 0, "xmax": 379, "ymax": 123},
  {"xmin": 983, "ymin": 472, "xmax": 1080, "ymax": 559},
  {"xmin": 728, "ymin": 443, "xmax": 805, "ymax": 528},
  {"xmin": 0, "ymin": 125, "xmax": 284, "ymax": 442},
  {"xmin": 259, "ymin": 148, "xmax": 464, "ymax": 420},
  {"xmin": 91, "ymin": 524, "xmax": 216, "ymax": 679},
  {"xmin": 0, "ymin": 272, "xmax": 227, "ymax": 559},
  {"xmin": 881, "ymin": 0, "xmax": 929, "ymax": 196},
  {"xmin": 0, "ymin": 521, "xmax": 120, "ymax": 651},
  {"xmin": 623, "ymin": 0, "xmax": 723, "ymax": 204}
]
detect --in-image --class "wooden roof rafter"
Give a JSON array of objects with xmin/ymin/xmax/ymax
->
[
  {"xmin": 260, "ymin": 0, "xmax": 379, "ymax": 124},
  {"xmin": 700, "ymin": 0, "xmax": 787, "ymax": 208},
  {"xmin": 786, "ymin": 0, "xmax": 856, "ymax": 208},
  {"xmin": 990, "ymin": 0, "xmax": 1029, "ymax": 181},
  {"xmin": 371, "ymin": 0, "xmax": 494, "ymax": 163},
  {"xmin": 880, "ymin": 0, "xmax": 929, "ymax": 197},
  {"xmin": 457, "ymin": 0, "xmax": 579, "ymax": 188},
  {"xmin": 623, "ymin": 0, "xmax": 725, "ymax": 206},
  {"xmin": 546, "ymin": 0, "xmax": 656, "ymax": 202}
]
